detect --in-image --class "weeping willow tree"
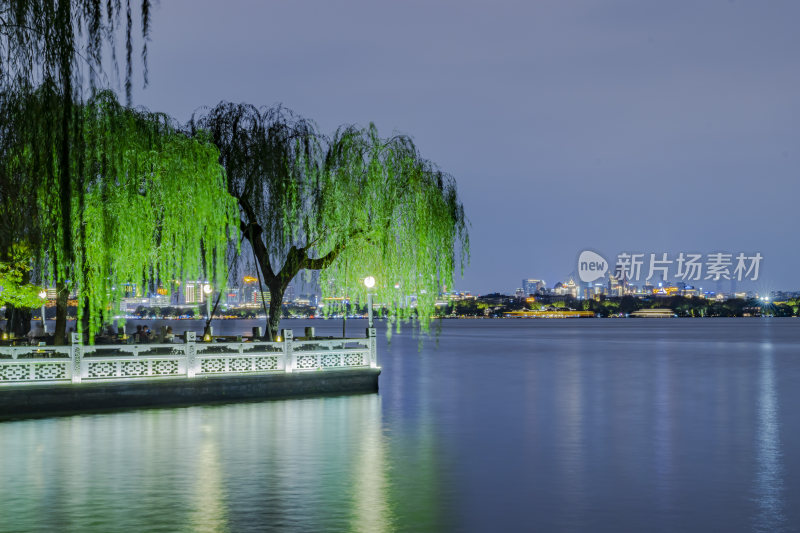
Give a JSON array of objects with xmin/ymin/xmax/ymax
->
[
  {"xmin": 0, "ymin": 1, "xmax": 153, "ymax": 338},
  {"xmin": 0, "ymin": 87, "xmax": 43, "ymax": 334},
  {"xmin": 1, "ymin": 87, "xmax": 238, "ymax": 343},
  {"xmin": 0, "ymin": 0, "xmax": 151, "ymax": 102},
  {"xmin": 317, "ymin": 125, "xmax": 469, "ymax": 335},
  {"xmin": 191, "ymin": 103, "xmax": 468, "ymax": 340}
]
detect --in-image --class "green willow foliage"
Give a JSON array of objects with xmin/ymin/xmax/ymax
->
[
  {"xmin": 2, "ymin": 89, "xmax": 238, "ymax": 342},
  {"xmin": 0, "ymin": 245, "xmax": 42, "ymax": 308},
  {"xmin": 0, "ymin": 0, "xmax": 151, "ymax": 103},
  {"xmin": 1, "ymin": 1, "xmax": 153, "ymax": 341},
  {"xmin": 318, "ymin": 125, "xmax": 469, "ymax": 333},
  {"xmin": 193, "ymin": 103, "xmax": 468, "ymax": 338}
]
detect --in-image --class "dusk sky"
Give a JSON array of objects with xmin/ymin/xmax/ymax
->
[{"xmin": 131, "ymin": 1, "xmax": 799, "ymax": 294}]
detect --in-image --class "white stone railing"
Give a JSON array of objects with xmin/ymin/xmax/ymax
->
[{"xmin": 0, "ymin": 328, "xmax": 378, "ymax": 386}]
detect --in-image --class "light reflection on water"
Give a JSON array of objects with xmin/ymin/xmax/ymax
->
[
  {"xmin": 753, "ymin": 340, "xmax": 787, "ymax": 533},
  {"xmin": 1, "ymin": 318, "xmax": 800, "ymax": 532},
  {"xmin": 0, "ymin": 395, "xmax": 405, "ymax": 532}
]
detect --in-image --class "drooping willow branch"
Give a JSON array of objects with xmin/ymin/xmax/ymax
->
[
  {"xmin": 0, "ymin": 1, "xmax": 156, "ymax": 342},
  {"xmin": 192, "ymin": 103, "xmax": 469, "ymax": 339},
  {"xmin": 0, "ymin": 88, "xmax": 239, "ymax": 343},
  {"xmin": 0, "ymin": 0, "xmax": 152, "ymax": 104}
]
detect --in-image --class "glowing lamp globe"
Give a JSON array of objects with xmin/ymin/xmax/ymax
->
[
  {"xmin": 38, "ymin": 290, "xmax": 47, "ymax": 299},
  {"xmin": 203, "ymin": 284, "xmax": 212, "ymax": 295},
  {"xmin": 364, "ymin": 276, "xmax": 376, "ymax": 289}
]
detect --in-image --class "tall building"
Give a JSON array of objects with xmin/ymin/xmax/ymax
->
[
  {"xmin": 284, "ymin": 284, "xmax": 296, "ymax": 303},
  {"xmin": 241, "ymin": 276, "xmax": 259, "ymax": 305},
  {"xmin": 183, "ymin": 282, "xmax": 210, "ymax": 304},
  {"xmin": 225, "ymin": 287, "xmax": 241, "ymax": 306},
  {"xmin": 253, "ymin": 290, "xmax": 271, "ymax": 306},
  {"xmin": 608, "ymin": 274, "xmax": 623, "ymax": 297},
  {"xmin": 522, "ymin": 278, "xmax": 545, "ymax": 296},
  {"xmin": 553, "ymin": 279, "xmax": 578, "ymax": 298}
]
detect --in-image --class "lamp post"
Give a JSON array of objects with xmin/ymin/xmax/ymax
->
[
  {"xmin": 38, "ymin": 290, "xmax": 47, "ymax": 334},
  {"xmin": 203, "ymin": 283, "xmax": 213, "ymax": 341},
  {"xmin": 364, "ymin": 276, "xmax": 375, "ymax": 328}
]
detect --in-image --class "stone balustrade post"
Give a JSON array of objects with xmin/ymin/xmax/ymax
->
[
  {"xmin": 184, "ymin": 331, "xmax": 197, "ymax": 377},
  {"xmin": 70, "ymin": 332, "xmax": 82, "ymax": 383},
  {"xmin": 367, "ymin": 327, "xmax": 377, "ymax": 368},
  {"xmin": 282, "ymin": 329, "xmax": 294, "ymax": 372}
]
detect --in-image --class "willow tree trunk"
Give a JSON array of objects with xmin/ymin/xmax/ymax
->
[
  {"xmin": 53, "ymin": 63, "xmax": 74, "ymax": 346},
  {"xmin": 5, "ymin": 305, "xmax": 32, "ymax": 338},
  {"xmin": 266, "ymin": 281, "xmax": 285, "ymax": 342},
  {"xmin": 54, "ymin": 281, "xmax": 68, "ymax": 345},
  {"xmin": 3, "ymin": 266, "xmax": 33, "ymax": 337},
  {"xmin": 80, "ymin": 296, "xmax": 91, "ymax": 338},
  {"xmin": 243, "ymin": 222, "xmax": 341, "ymax": 341}
]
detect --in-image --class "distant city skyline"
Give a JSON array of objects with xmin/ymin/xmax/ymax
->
[
  {"xmin": 126, "ymin": 1, "xmax": 799, "ymax": 294},
  {"xmin": 508, "ymin": 248, "xmax": 770, "ymax": 296}
]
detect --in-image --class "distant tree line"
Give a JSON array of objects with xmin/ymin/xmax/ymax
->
[{"xmin": 435, "ymin": 294, "xmax": 799, "ymax": 318}]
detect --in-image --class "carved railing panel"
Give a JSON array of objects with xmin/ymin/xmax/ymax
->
[
  {"xmin": 198, "ymin": 354, "xmax": 282, "ymax": 375},
  {"xmin": 0, "ymin": 332, "xmax": 376, "ymax": 386},
  {"xmin": 294, "ymin": 349, "xmax": 369, "ymax": 371},
  {"xmin": 84, "ymin": 357, "xmax": 183, "ymax": 380},
  {"xmin": 0, "ymin": 359, "xmax": 71, "ymax": 383}
]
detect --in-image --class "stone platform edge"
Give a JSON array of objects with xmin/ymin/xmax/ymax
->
[{"xmin": 0, "ymin": 368, "xmax": 381, "ymax": 421}]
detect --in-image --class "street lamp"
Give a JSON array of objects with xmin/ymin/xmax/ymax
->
[
  {"xmin": 203, "ymin": 283, "xmax": 213, "ymax": 315},
  {"xmin": 38, "ymin": 290, "xmax": 47, "ymax": 334},
  {"xmin": 364, "ymin": 276, "xmax": 375, "ymax": 328},
  {"xmin": 203, "ymin": 284, "xmax": 213, "ymax": 341}
]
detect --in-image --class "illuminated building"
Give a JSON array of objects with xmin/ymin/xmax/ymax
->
[
  {"xmin": 522, "ymin": 279, "xmax": 546, "ymax": 296},
  {"xmin": 608, "ymin": 275, "xmax": 623, "ymax": 297},
  {"xmin": 253, "ymin": 290, "xmax": 271, "ymax": 306},
  {"xmin": 505, "ymin": 310, "xmax": 594, "ymax": 318},
  {"xmin": 553, "ymin": 279, "xmax": 578, "ymax": 298},
  {"xmin": 149, "ymin": 294, "xmax": 169, "ymax": 306},
  {"xmin": 284, "ymin": 284, "xmax": 296, "ymax": 303},
  {"xmin": 653, "ymin": 286, "xmax": 679, "ymax": 297},
  {"xmin": 225, "ymin": 288, "xmax": 241, "ymax": 306},
  {"xmin": 241, "ymin": 276, "xmax": 258, "ymax": 305},
  {"xmin": 593, "ymin": 282, "xmax": 605, "ymax": 297},
  {"xmin": 184, "ymin": 282, "xmax": 209, "ymax": 304}
]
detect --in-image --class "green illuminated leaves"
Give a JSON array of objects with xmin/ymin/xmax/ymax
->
[
  {"xmin": 0, "ymin": 89, "xmax": 238, "ymax": 342},
  {"xmin": 314, "ymin": 124, "xmax": 468, "ymax": 332},
  {"xmin": 0, "ymin": 245, "xmax": 42, "ymax": 308},
  {"xmin": 194, "ymin": 103, "xmax": 469, "ymax": 337}
]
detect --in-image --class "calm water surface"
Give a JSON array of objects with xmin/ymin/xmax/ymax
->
[{"xmin": 1, "ymin": 318, "xmax": 799, "ymax": 532}]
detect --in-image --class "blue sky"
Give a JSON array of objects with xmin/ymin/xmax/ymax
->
[{"xmin": 131, "ymin": 1, "xmax": 800, "ymax": 294}]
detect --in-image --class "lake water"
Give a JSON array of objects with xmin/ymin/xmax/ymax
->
[{"xmin": 1, "ymin": 318, "xmax": 799, "ymax": 532}]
